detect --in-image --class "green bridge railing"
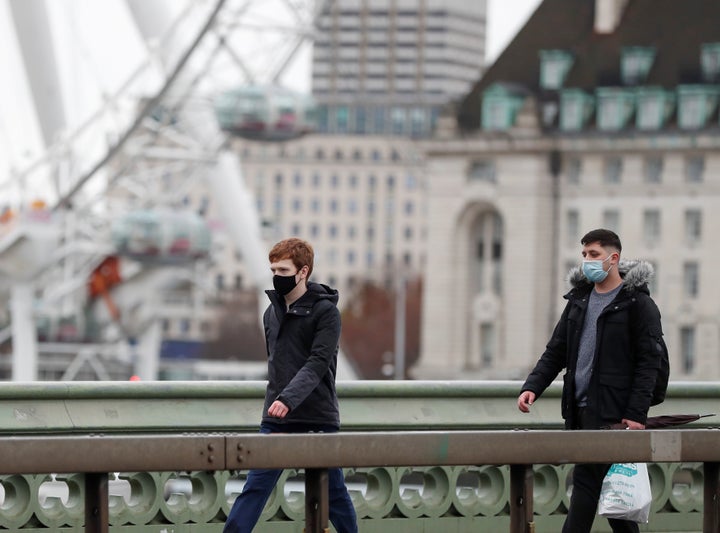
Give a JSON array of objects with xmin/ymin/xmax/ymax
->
[{"xmin": 0, "ymin": 380, "xmax": 717, "ymax": 532}]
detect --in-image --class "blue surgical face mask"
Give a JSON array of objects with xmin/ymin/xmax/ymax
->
[{"xmin": 582, "ymin": 253, "xmax": 614, "ymax": 283}]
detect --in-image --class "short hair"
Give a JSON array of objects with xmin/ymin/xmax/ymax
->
[
  {"xmin": 581, "ymin": 228, "xmax": 622, "ymax": 253},
  {"xmin": 268, "ymin": 238, "xmax": 314, "ymax": 277}
]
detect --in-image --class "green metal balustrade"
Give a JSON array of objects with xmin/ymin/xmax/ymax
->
[{"xmin": 0, "ymin": 380, "xmax": 716, "ymax": 532}]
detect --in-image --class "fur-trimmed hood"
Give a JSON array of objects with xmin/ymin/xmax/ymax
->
[{"xmin": 567, "ymin": 259, "xmax": 654, "ymax": 293}]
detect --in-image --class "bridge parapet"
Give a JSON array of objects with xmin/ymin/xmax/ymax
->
[{"xmin": 0, "ymin": 380, "xmax": 716, "ymax": 532}]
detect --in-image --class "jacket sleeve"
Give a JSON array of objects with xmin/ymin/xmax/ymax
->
[
  {"xmin": 277, "ymin": 304, "xmax": 340, "ymax": 411},
  {"xmin": 521, "ymin": 301, "xmax": 570, "ymax": 398},
  {"xmin": 623, "ymin": 294, "xmax": 663, "ymax": 424}
]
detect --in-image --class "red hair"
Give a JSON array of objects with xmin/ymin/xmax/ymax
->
[{"xmin": 268, "ymin": 238, "xmax": 314, "ymax": 277}]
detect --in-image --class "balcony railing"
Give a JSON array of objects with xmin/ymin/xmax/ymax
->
[{"xmin": 0, "ymin": 380, "xmax": 717, "ymax": 532}]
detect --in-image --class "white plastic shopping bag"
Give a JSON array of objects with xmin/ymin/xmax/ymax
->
[{"xmin": 597, "ymin": 462, "xmax": 652, "ymax": 523}]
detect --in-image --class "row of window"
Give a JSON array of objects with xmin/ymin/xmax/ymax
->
[
  {"xmin": 565, "ymin": 155, "xmax": 706, "ymax": 185},
  {"xmin": 280, "ymin": 222, "xmax": 418, "ymax": 243},
  {"xmin": 258, "ymin": 196, "xmax": 418, "ymax": 218},
  {"xmin": 240, "ymin": 143, "xmax": 422, "ymax": 163},
  {"xmin": 540, "ymin": 43, "xmax": 720, "ymax": 91},
  {"xmin": 483, "ymin": 83, "xmax": 720, "ymax": 132},
  {"xmin": 466, "ymin": 155, "xmax": 708, "ymax": 186},
  {"xmin": 566, "ymin": 208, "xmax": 704, "ymax": 249},
  {"xmin": 255, "ymin": 171, "xmax": 421, "ymax": 191},
  {"xmin": 315, "ymin": 105, "xmax": 440, "ymax": 136}
]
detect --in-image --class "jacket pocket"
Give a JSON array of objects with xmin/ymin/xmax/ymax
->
[{"xmin": 598, "ymin": 373, "xmax": 632, "ymax": 421}]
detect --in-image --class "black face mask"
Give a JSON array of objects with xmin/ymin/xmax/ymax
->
[{"xmin": 273, "ymin": 273, "xmax": 299, "ymax": 296}]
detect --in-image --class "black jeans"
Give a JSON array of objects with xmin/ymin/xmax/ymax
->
[{"xmin": 562, "ymin": 407, "xmax": 640, "ymax": 533}]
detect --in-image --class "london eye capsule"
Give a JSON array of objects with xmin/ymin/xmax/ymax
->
[
  {"xmin": 111, "ymin": 210, "xmax": 211, "ymax": 264},
  {"xmin": 213, "ymin": 85, "xmax": 317, "ymax": 141}
]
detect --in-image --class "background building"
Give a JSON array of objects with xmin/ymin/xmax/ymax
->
[
  {"xmin": 414, "ymin": 0, "xmax": 720, "ymax": 380},
  {"xmin": 313, "ymin": 0, "xmax": 487, "ymax": 136}
]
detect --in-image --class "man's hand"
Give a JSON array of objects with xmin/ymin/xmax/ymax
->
[
  {"xmin": 621, "ymin": 418, "xmax": 645, "ymax": 430},
  {"xmin": 517, "ymin": 391, "xmax": 536, "ymax": 413},
  {"xmin": 268, "ymin": 400, "xmax": 290, "ymax": 419}
]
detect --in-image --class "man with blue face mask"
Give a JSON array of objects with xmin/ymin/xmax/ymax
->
[{"xmin": 516, "ymin": 229, "xmax": 665, "ymax": 533}]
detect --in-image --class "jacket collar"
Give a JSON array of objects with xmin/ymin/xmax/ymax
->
[{"xmin": 565, "ymin": 259, "xmax": 654, "ymax": 299}]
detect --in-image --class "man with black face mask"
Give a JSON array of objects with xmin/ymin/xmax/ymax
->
[{"xmin": 224, "ymin": 238, "xmax": 357, "ymax": 533}]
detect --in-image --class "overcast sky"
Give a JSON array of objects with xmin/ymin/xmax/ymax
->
[{"xmin": 0, "ymin": 0, "xmax": 542, "ymax": 197}]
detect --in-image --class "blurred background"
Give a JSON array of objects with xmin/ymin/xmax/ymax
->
[{"xmin": 0, "ymin": 0, "xmax": 716, "ymax": 384}]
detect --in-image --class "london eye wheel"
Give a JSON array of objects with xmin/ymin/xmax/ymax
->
[{"xmin": 0, "ymin": 0, "xmax": 322, "ymax": 381}]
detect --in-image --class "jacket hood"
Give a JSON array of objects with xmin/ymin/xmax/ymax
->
[
  {"xmin": 305, "ymin": 281, "xmax": 339, "ymax": 305},
  {"xmin": 567, "ymin": 259, "xmax": 654, "ymax": 293}
]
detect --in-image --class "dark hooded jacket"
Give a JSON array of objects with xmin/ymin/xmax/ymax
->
[
  {"xmin": 261, "ymin": 281, "xmax": 341, "ymax": 428},
  {"xmin": 521, "ymin": 260, "xmax": 664, "ymax": 429}
]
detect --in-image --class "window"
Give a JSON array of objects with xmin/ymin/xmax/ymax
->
[
  {"xmin": 331, "ymin": 174, "xmax": 340, "ymax": 188},
  {"xmin": 621, "ymin": 47, "xmax": 655, "ymax": 85},
  {"xmin": 636, "ymin": 89, "xmax": 674, "ymax": 130},
  {"xmin": 310, "ymin": 198, "xmax": 320, "ymax": 213},
  {"xmin": 404, "ymin": 201, "xmax": 414, "ymax": 215},
  {"xmin": 410, "ymin": 108, "xmax": 426, "ymax": 136},
  {"xmin": 312, "ymin": 173, "xmax": 321, "ymax": 187},
  {"xmin": 643, "ymin": 156, "xmax": 663, "ymax": 184},
  {"xmin": 275, "ymin": 173, "xmax": 283, "ymax": 186},
  {"xmin": 685, "ymin": 156, "xmax": 705, "ymax": 183},
  {"xmin": 328, "ymin": 224, "xmax": 338, "ymax": 239},
  {"xmin": 643, "ymin": 209, "xmax": 661, "ymax": 246},
  {"xmin": 596, "ymin": 88, "xmax": 635, "ymax": 130},
  {"xmin": 335, "ymin": 106, "xmax": 349, "ymax": 133},
  {"xmin": 539, "ymin": 49, "xmax": 573, "ymax": 90},
  {"xmin": 347, "ymin": 250, "xmax": 356, "ymax": 265},
  {"xmin": 701, "ymin": 43, "xmax": 720, "ymax": 82},
  {"xmin": 347, "ymin": 198, "xmax": 358, "ymax": 214},
  {"xmin": 680, "ymin": 326, "xmax": 695, "ymax": 374},
  {"xmin": 480, "ymin": 323, "xmax": 495, "ymax": 368},
  {"xmin": 603, "ymin": 157, "xmax": 623, "ymax": 184},
  {"xmin": 391, "ymin": 107, "xmax": 406, "ymax": 135},
  {"xmin": 216, "ymin": 274, "xmax": 224, "ymax": 289},
  {"xmin": 481, "ymin": 85, "xmax": 524, "ymax": 131},
  {"xmin": 373, "ymin": 107, "xmax": 386, "ymax": 133},
  {"xmin": 647, "ymin": 261, "xmax": 658, "ymax": 295},
  {"xmin": 566, "ymin": 158, "xmax": 582, "ymax": 184},
  {"xmin": 468, "ymin": 160, "xmax": 497, "ymax": 183},
  {"xmin": 387, "ymin": 175, "xmax": 395, "ymax": 190},
  {"xmin": 329, "ymin": 199, "xmax": 339, "ymax": 213},
  {"xmin": 334, "ymin": 149, "xmax": 343, "ymax": 161},
  {"xmin": 683, "ymin": 262, "xmax": 699, "ymax": 298},
  {"xmin": 349, "ymin": 174, "xmax": 358, "ymax": 188},
  {"xmin": 234, "ymin": 274, "xmax": 243, "ymax": 290},
  {"xmin": 292, "ymin": 198, "xmax": 302, "ymax": 212},
  {"xmin": 354, "ymin": 107, "xmax": 367, "ymax": 134},
  {"xmin": 602, "ymin": 209, "xmax": 620, "ymax": 232},
  {"xmin": 566, "ymin": 209, "xmax": 579, "ymax": 245},
  {"xmin": 677, "ymin": 86, "xmax": 720, "ymax": 129},
  {"xmin": 560, "ymin": 89, "xmax": 594, "ymax": 131},
  {"xmin": 293, "ymin": 173, "xmax": 303, "ymax": 186},
  {"xmin": 685, "ymin": 209, "xmax": 702, "ymax": 245}
]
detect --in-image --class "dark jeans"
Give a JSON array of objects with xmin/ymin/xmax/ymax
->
[
  {"xmin": 562, "ymin": 407, "xmax": 640, "ymax": 533},
  {"xmin": 223, "ymin": 422, "xmax": 358, "ymax": 533}
]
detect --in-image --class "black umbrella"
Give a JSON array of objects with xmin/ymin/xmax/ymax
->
[{"xmin": 609, "ymin": 413, "xmax": 715, "ymax": 430}]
